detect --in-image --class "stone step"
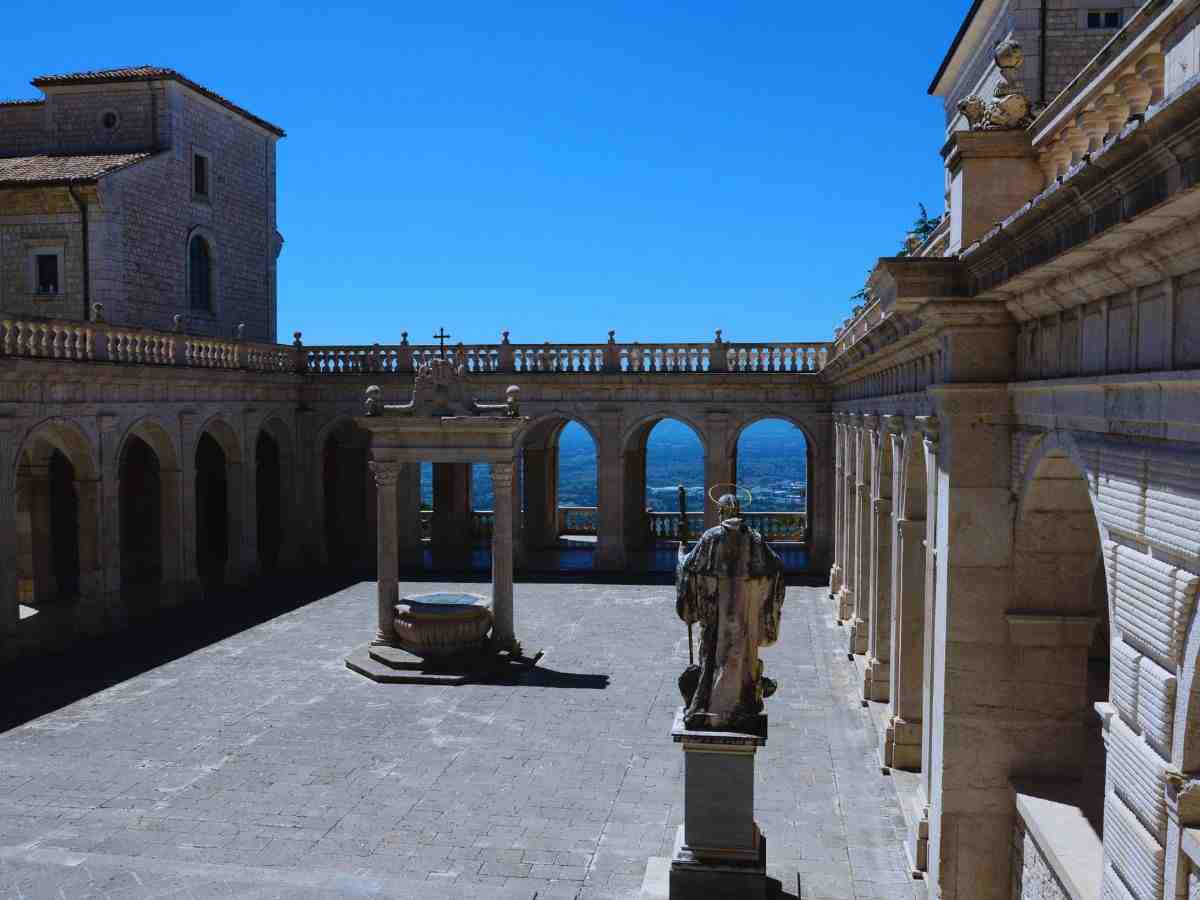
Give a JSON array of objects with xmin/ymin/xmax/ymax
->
[{"xmin": 344, "ymin": 645, "xmax": 473, "ymax": 685}]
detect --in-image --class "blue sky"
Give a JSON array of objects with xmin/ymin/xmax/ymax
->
[{"xmin": 5, "ymin": 1, "xmax": 963, "ymax": 345}]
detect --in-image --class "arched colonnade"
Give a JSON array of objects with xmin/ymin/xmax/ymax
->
[
  {"xmin": 312, "ymin": 405, "xmax": 829, "ymax": 572},
  {"xmin": 830, "ymin": 411, "xmax": 1200, "ymax": 900},
  {"xmin": 0, "ymin": 409, "xmax": 302, "ymax": 649}
]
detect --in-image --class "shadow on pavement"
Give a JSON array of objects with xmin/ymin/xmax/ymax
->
[{"xmin": 0, "ymin": 572, "xmax": 361, "ymax": 735}]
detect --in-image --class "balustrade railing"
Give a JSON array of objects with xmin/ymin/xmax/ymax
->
[
  {"xmin": 1032, "ymin": 0, "xmax": 1172, "ymax": 184},
  {"xmin": 557, "ymin": 506, "xmax": 599, "ymax": 536},
  {"xmin": 1, "ymin": 318, "xmax": 831, "ymax": 376},
  {"xmin": 405, "ymin": 506, "xmax": 808, "ymax": 546}
]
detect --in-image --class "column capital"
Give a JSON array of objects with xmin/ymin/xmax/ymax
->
[
  {"xmin": 884, "ymin": 414, "xmax": 906, "ymax": 436},
  {"xmin": 916, "ymin": 415, "xmax": 940, "ymax": 445},
  {"xmin": 368, "ymin": 460, "xmax": 401, "ymax": 487},
  {"xmin": 873, "ymin": 497, "xmax": 892, "ymax": 513},
  {"xmin": 862, "ymin": 413, "xmax": 880, "ymax": 432}
]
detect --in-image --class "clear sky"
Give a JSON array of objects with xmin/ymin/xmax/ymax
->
[{"xmin": 4, "ymin": 1, "xmax": 965, "ymax": 346}]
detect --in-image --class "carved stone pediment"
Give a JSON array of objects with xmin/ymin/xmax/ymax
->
[{"xmin": 363, "ymin": 354, "xmax": 520, "ymax": 419}]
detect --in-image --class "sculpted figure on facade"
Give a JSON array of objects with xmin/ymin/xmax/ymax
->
[
  {"xmin": 675, "ymin": 489, "xmax": 786, "ymax": 732},
  {"xmin": 958, "ymin": 38, "xmax": 1034, "ymax": 130}
]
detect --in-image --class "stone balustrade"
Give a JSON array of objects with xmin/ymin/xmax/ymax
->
[
  {"xmin": 1032, "ymin": 0, "xmax": 1173, "ymax": 183},
  {"xmin": 1, "ymin": 318, "xmax": 831, "ymax": 376},
  {"xmin": 0, "ymin": 316, "xmax": 294, "ymax": 373},
  {"xmin": 557, "ymin": 506, "xmax": 599, "ymax": 536}
]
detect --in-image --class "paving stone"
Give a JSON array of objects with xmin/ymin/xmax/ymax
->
[{"xmin": 0, "ymin": 582, "xmax": 912, "ymax": 898}]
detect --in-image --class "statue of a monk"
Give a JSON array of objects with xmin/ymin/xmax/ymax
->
[{"xmin": 676, "ymin": 493, "xmax": 786, "ymax": 732}]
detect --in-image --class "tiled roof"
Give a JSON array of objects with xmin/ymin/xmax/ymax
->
[
  {"xmin": 0, "ymin": 152, "xmax": 155, "ymax": 186},
  {"xmin": 31, "ymin": 66, "xmax": 286, "ymax": 137},
  {"xmin": 0, "ymin": 99, "xmax": 43, "ymax": 107}
]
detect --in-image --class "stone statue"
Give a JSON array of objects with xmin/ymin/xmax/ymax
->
[
  {"xmin": 676, "ymin": 489, "xmax": 786, "ymax": 732},
  {"xmin": 958, "ymin": 38, "xmax": 1034, "ymax": 131},
  {"xmin": 363, "ymin": 355, "xmax": 517, "ymax": 419}
]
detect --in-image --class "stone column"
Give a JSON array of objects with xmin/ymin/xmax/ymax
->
[
  {"xmin": 178, "ymin": 415, "xmax": 202, "ymax": 603},
  {"xmin": 836, "ymin": 416, "xmax": 858, "ymax": 623},
  {"xmin": 595, "ymin": 411, "xmax": 625, "ymax": 570},
  {"xmin": 808, "ymin": 413, "xmax": 834, "ymax": 573},
  {"xmin": 917, "ymin": 416, "xmax": 940, "ymax": 853},
  {"xmin": 490, "ymin": 461, "xmax": 517, "ymax": 651},
  {"xmin": 522, "ymin": 445, "xmax": 557, "ymax": 550},
  {"xmin": 238, "ymin": 412, "xmax": 261, "ymax": 582},
  {"xmin": 97, "ymin": 415, "xmax": 122, "ymax": 622},
  {"xmin": 924, "ymin": 381, "xmax": 1018, "ymax": 900},
  {"xmin": 865, "ymin": 416, "xmax": 893, "ymax": 703},
  {"xmin": 703, "ymin": 412, "xmax": 734, "ymax": 529},
  {"xmin": 369, "ymin": 461, "xmax": 400, "ymax": 644},
  {"xmin": 885, "ymin": 415, "xmax": 925, "ymax": 771},
  {"xmin": 851, "ymin": 417, "xmax": 874, "ymax": 657},
  {"xmin": 432, "ymin": 462, "xmax": 473, "ymax": 566},
  {"xmin": 829, "ymin": 417, "xmax": 844, "ymax": 600},
  {"xmin": 0, "ymin": 422, "xmax": 18, "ymax": 664}
]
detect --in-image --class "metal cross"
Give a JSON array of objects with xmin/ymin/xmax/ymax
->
[{"xmin": 433, "ymin": 327, "xmax": 451, "ymax": 353}]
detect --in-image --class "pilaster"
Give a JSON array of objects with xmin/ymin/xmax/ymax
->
[
  {"xmin": 369, "ymin": 460, "xmax": 400, "ymax": 644},
  {"xmin": 595, "ymin": 410, "xmax": 625, "ymax": 570}
]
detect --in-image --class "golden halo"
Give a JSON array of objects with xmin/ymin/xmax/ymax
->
[{"xmin": 708, "ymin": 483, "xmax": 753, "ymax": 508}]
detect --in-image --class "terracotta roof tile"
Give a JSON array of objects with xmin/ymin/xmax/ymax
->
[
  {"xmin": 31, "ymin": 66, "xmax": 285, "ymax": 137},
  {"xmin": 0, "ymin": 99, "xmax": 44, "ymax": 107},
  {"xmin": 0, "ymin": 152, "xmax": 155, "ymax": 186}
]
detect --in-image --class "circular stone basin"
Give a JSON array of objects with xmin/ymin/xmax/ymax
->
[{"xmin": 393, "ymin": 592, "xmax": 494, "ymax": 658}]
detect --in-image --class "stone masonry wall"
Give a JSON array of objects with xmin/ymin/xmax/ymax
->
[
  {"xmin": 90, "ymin": 84, "xmax": 278, "ymax": 340},
  {"xmin": 0, "ymin": 188, "xmax": 85, "ymax": 320},
  {"xmin": 39, "ymin": 83, "xmax": 166, "ymax": 156},
  {"xmin": 0, "ymin": 103, "xmax": 48, "ymax": 157}
]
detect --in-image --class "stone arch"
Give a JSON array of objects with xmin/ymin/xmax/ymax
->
[
  {"xmin": 14, "ymin": 418, "xmax": 101, "ymax": 610},
  {"xmin": 621, "ymin": 412, "xmax": 708, "ymax": 558},
  {"xmin": 728, "ymin": 412, "xmax": 821, "ymax": 467},
  {"xmin": 117, "ymin": 416, "xmax": 182, "ymax": 597},
  {"xmin": 193, "ymin": 415, "xmax": 245, "ymax": 587},
  {"xmin": 1010, "ymin": 439, "xmax": 1109, "ymax": 835},
  {"xmin": 519, "ymin": 412, "xmax": 601, "ymax": 556}
]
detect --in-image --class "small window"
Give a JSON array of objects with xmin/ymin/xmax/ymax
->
[
  {"xmin": 193, "ymin": 152, "xmax": 209, "ymax": 198},
  {"xmin": 189, "ymin": 236, "xmax": 212, "ymax": 311},
  {"xmin": 99, "ymin": 109, "xmax": 119, "ymax": 132},
  {"xmin": 35, "ymin": 253, "xmax": 59, "ymax": 295},
  {"xmin": 1088, "ymin": 9, "xmax": 1122, "ymax": 28}
]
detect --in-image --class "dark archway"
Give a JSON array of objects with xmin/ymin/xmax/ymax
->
[
  {"xmin": 120, "ymin": 436, "xmax": 163, "ymax": 588},
  {"xmin": 521, "ymin": 418, "xmax": 599, "ymax": 555},
  {"xmin": 195, "ymin": 432, "xmax": 229, "ymax": 585},
  {"xmin": 322, "ymin": 421, "xmax": 373, "ymax": 571},
  {"xmin": 256, "ymin": 431, "xmax": 282, "ymax": 575}
]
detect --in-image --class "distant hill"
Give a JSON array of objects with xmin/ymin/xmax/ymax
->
[{"xmin": 421, "ymin": 418, "xmax": 807, "ymax": 512}]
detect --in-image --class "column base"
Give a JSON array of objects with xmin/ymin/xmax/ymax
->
[
  {"xmin": 884, "ymin": 717, "xmax": 922, "ymax": 772},
  {"xmin": 850, "ymin": 617, "xmax": 868, "ymax": 656},
  {"xmin": 667, "ymin": 823, "xmax": 767, "ymax": 900},
  {"xmin": 863, "ymin": 657, "xmax": 890, "ymax": 703},
  {"xmin": 835, "ymin": 586, "xmax": 853, "ymax": 622},
  {"xmin": 828, "ymin": 564, "xmax": 843, "ymax": 600}
]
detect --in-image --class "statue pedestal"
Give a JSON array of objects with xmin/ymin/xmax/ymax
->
[{"xmin": 644, "ymin": 708, "xmax": 769, "ymax": 899}]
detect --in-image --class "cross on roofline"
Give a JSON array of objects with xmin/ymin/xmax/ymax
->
[{"xmin": 433, "ymin": 327, "xmax": 451, "ymax": 353}]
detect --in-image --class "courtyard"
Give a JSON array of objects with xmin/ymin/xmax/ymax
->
[{"xmin": 0, "ymin": 580, "xmax": 918, "ymax": 900}]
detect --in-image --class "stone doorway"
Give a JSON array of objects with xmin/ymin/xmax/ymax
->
[
  {"xmin": 256, "ymin": 431, "xmax": 283, "ymax": 575},
  {"xmin": 120, "ymin": 436, "xmax": 163, "ymax": 589},
  {"xmin": 195, "ymin": 433, "xmax": 229, "ymax": 587}
]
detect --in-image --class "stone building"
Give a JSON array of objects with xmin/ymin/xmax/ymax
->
[
  {"xmin": 4, "ymin": 1, "xmax": 1200, "ymax": 897},
  {"xmin": 0, "ymin": 67, "xmax": 284, "ymax": 341}
]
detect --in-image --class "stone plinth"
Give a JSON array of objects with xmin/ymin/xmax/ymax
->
[
  {"xmin": 392, "ymin": 592, "xmax": 493, "ymax": 657},
  {"xmin": 666, "ymin": 707, "xmax": 768, "ymax": 900}
]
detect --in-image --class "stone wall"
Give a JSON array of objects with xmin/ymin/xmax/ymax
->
[
  {"xmin": 1011, "ymin": 823, "xmax": 1070, "ymax": 900},
  {"xmin": 39, "ymin": 83, "xmax": 165, "ymax": 155},
  {"xmin": 0, "ymin": 102, "xmax": 47, "ymax": 157},
  {"xmin": 0, "ymin": 188, "xmax": 86, "ymax": 320}
]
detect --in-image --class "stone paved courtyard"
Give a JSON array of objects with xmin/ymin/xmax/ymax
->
[{"xmin": 0, "ymin": 582, "xmax": 921, "ymax": 899}]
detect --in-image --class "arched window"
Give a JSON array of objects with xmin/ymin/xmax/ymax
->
[{"xmin": 188, "ymin": 235, "xmax": 212, "ymax": 311}]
